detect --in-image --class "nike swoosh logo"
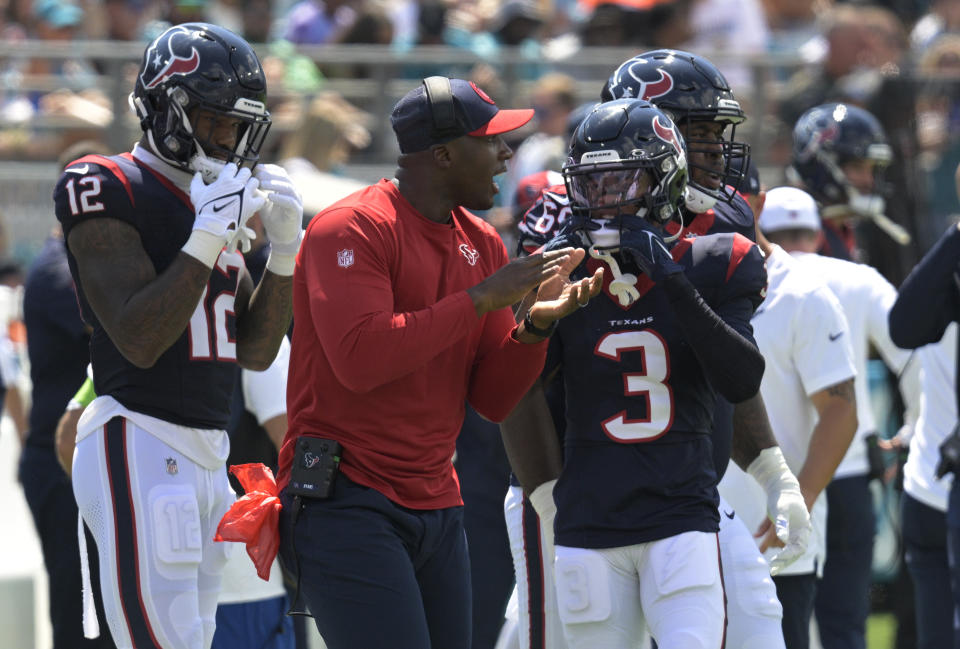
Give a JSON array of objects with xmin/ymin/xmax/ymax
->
[
  {"xmin": 212, "ymin": 199, "xmax": 238, "ymax": 213},
  {"xmin": 66, "ymin": 165, "xmax": 89, "ymax": 175},
  {"xmin": 723, "ymin": 509, "xmax": 735, "ymax": 520},
  {"xmin": 829, "ymin": 332, "xmax": 843, "ymax": 341}
]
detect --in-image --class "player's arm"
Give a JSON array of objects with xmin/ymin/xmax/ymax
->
[
  {"xmin": 739, "ymin": 391, "xmax": 812, "ymax": 572},
  {"xmin": 232, "ymin": 164, "xmax": 302, "ymax": 370},
  {"xmin": 664, "ymin": 273, "xmax": 764, "ymax": 403},
  {"xmin": 797, "ymin": 378, "xmax": 858, "ymax": 509},
  {"xmin": 68, "ymin": 218, "xmax": 213, "ymax": 368},
  {"xmin": 499, "ymin": 375, "xmax": 563, "ymax": 494},
  {"xmin": 730, "ymin": 391, "xmax": 778, "ymax": 468},
  {"xmin": 889, "ymin": 223, "xmax": 960, "ymax": 349},
  {"xmin": 55, "ymin": 374, "xmax": 96, "ymax": 477},
  {"xmin": 234, "ymin": 266, "xmax": 292, "ymax": 371}
]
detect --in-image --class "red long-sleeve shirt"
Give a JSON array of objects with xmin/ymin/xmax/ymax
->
[{"xmin": 278, "ymin": 179, "xmax": 548, "ymax": 509}]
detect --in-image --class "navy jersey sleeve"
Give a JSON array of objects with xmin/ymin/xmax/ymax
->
[
  {"xmin": 667, "ymin": 233, "xmax": 766, "ymax": 403},
  {"xmin": 516, "ymin": 185, "xmax": 571, "ymax": 256},
  {"xmin": 54, "ymin": 156, "xmax": 137, "ymax": 238},
  {"xmin": 715, "ymin": 233, "xmax": 768, "ymax": 324},
  {"xmin": 709, "ymin": 193, "xmax": 757, "ymax": 241},
  {"xmin": 889, "ymin": 224, "xmax": 960, "ymax": 349}
]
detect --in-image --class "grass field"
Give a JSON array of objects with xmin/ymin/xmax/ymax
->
[{"xmin": 867, "ymin": 613, "xmax": 897, "ymax": 649}]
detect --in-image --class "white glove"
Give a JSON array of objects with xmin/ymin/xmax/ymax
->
[
  {"xmin": 254, "ymin": 164, "xmax": 303, "ymax": 250},
  {"xmin": 185, "ymin": 163, "xmax": 264, "ymax": 267},
  {"xmin": 528, "ymin": 479, "xmax": 558, "ymax": 558},
  {"xmin": 746, "ymin": 447, "xmax": 811, "ymax": 576}
]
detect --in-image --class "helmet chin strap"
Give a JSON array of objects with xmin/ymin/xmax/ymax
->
[
  {"xmin": 589, "ymin": 246, "xmax": 639, "ymax": 307},
  {"xmin": 663, "ymin": 211, "xmax": 684, "ymax": 243},
  {"xmin": 191, "ymin": 148, "xmax": 227, "ymax": 184}
]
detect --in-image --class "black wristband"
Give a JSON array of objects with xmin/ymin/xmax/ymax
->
[{"xmin": 523, "ymin": 309, "xmax": 557, "ymax": 338}]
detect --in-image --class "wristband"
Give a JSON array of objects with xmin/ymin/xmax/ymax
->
[
  {"xmin": 265, "ymin": 231, "xmax": 303, "ymax": 277},
  {"xmin": 523, "ymin": 309, "xmax": 557, "ymax": 338},
  {"xmin": 182, "ymin": 229, "xmax": 225, "ymax": 268}
]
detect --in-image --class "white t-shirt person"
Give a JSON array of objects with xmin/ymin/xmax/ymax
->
[{"xmin": 791, "ymin": 251, "xmax": 918, "ymax": 479}]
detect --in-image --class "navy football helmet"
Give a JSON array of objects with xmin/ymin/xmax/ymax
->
[
  {"xmin": 563, "ymin": 99, "xmax": 688, "ymax": 248},
  {"xmin": 788, "ymin": 103, "xmax": 892, "ymax": 220},
  {"xmin": 602, "ymin": 49, "xmax": 750, "ymax": 213},
  {"xmin": 130, "ymin": 23, "xmax": 272, "ymax": 179}
]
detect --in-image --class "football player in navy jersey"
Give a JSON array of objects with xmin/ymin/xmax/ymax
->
[
  {"xmin": 507, "ymin": 98, "xmax": 767, "ymax": 648},
  {"xmin": 504, "ymin": 50, "xmax": 808, "ymax": 649},
  {"xmin": 55, "ymin": 24, "xmax": 301, "ymax": 649}
]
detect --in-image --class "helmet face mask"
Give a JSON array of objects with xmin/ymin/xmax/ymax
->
[
  {"xmin": 563, "ymin": 99, "xmax": 688, "ymax": 249},
  {"xmin": 603, "ymin": 50, "xmax": 751, "ymax": 212},
  {"xmin": 130, "ymin": 23, "xmax": 272, "ymax": 180}
]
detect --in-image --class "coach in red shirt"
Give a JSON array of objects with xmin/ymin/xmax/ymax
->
[{"xmin": 276, "ymin": 76, "xmax": 602, "ymax": 649}]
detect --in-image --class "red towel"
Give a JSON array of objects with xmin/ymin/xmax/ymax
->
[{"xmin": 214, "ymin": 463, "xmax": 282, "ymax": 581}]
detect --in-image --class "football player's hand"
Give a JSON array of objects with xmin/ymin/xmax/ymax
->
[
  {"xmin": 190, "ymin": 163, "xmax": 264, "ymax": 241},
  {"xmin": 747, "ymin": 447, "xmax": 812, "ymax": 576},
  {"xmin": 541, "ymin": 222, "xmax": 585, "ymax": 254},
  {"xmin": 618, "ymin": 219, "xmax": 682, "ymax": 283},
  {"xmin": 254, "ymin": 163, "xmax": 303, "ymax": 254}
]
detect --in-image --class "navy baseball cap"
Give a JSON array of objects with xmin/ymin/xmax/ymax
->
[{"xmin": 391, "ymin": 77, "xmax": 534, "ymax": 154}]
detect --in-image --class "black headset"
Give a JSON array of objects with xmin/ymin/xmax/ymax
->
[{"xmin": 422, "ymin": 76, "xmax": 461, "ymax": 140}]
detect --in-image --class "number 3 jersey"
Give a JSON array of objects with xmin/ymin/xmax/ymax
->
[
  {"xmin": 548, "ymin": 232, "xmax": 766, "ymax": 550},
  {"xmin": 54, "ymin": 146, "xmax": 243, "ymax": 429}
]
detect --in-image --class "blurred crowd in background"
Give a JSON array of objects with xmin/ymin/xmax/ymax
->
[{"xmin": 3, "ymin": 0, "xmax": 960, "ymax": 281}]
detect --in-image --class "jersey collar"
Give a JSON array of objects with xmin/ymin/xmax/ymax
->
[{"xmin": 132, "ymin": 143, "xmax": 193, "ymax": 194}]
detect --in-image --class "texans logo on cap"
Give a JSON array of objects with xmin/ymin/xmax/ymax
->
[
  {"xmin": 141, "ymin": 25, "xmax": 201, "ymax": 90},
  {"xmin": 613, "ymin": 58, "xmax": 674, "ymax": 100},
  {"xmin": 470, "ymin": 82, "xmax": 496, "ymax": 105}
]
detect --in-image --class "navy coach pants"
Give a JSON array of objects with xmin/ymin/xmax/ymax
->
[
  {"xmin": 814, "ymin": 475, "xmax": 874, "ymax": 649},
  {"xmin": 902, "ymin": 492, "xmax": 952, "ymax": 649},
  {"xmin": 944, "ymin": 479, "xmax": 960, "ymax": 648},
  {"xmin": 774, "ymin": 573, "xmax": 817, "ymax": 649},
  {"xmin": 278, "ymin": 473, "xmax": 472, "ymax": 649}
]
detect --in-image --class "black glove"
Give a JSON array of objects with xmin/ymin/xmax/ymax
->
[
  {"xmin": 542, "ymin": 220, "xmax": 586, "ymax": 254},
  {"xmin": 935, "ymin": 423, "xmax": 960, "ymax": 480},
  {"xmin": 618, "ymin": 219, "xmax": 683, "ymax": 283}
]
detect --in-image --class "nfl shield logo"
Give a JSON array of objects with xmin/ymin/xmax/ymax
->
[
  {"xmin": 165, "ymin": 457, "xmax": 179, "ymax": 475},
  {"xmin": 337, "ymin": 249, "xmax": 354, "ymax": 268}
]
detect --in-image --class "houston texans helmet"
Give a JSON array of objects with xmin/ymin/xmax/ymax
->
[
  {"xmin": 788, "ymin": 103, "xmax": 892, "ymax": 219},
  {"xmin": 130, "ymin": 23, "xmax": 272, "ymax": 180},
  {"xmin": 602, "ymin": 49, "xmax": 750, "ymax": 213},
  {"xmin": 563, "ymin": 99, "xmax": 688, "ymax": 248}
]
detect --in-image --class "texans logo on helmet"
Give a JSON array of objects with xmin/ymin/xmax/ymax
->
[
  {"xmin": 141, "ymin": 25, "xmax": 201, "ymax": 90},
  {"xmin": 613, "ymin": 58, "xmax": 674, "ymax": 100},
  {"xmin": 798, "ymin": 123, "xmax": 838, "ymax": 161},
  {"xmin": 653, "ymin": 115, "xmax": 683, "ymax": 157}
]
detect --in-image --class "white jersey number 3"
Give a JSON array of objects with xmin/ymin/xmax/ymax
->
[{"xmin": 595, "ymin": 330, "xmax": 673, "ymax": 442}]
